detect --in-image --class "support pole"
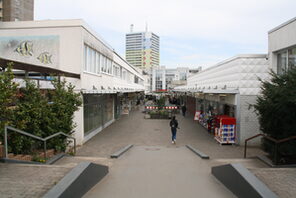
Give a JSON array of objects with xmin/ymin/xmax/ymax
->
[
  {"xmin": 44, "ymin": 141, "xmax": 47, "ymax": 161},
  {"xmin": 274, "ymin": 143, "xmax": 278, "ymax": 165},
  {"xmin": 74, "ymin": 138, "xmax": 76, "ymax": 155},
  {"xmin": 4, "ymin": 126, "xmax": 8, "ymax": 158},
  {"xmin": 244, "ymin": 141, "xmax": 247, "ymax": 158}
]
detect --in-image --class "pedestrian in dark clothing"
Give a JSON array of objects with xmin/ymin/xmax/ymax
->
[
  {"xmin": 170, "ymin": 116, "xmax": 179, "ymax": 144},
  {"xmin": 181, "ymin": 105, "xmax": 187, "ymax": 117}
]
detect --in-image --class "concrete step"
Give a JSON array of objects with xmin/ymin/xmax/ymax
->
[
  {"xmin": 210, "ymin": 158, "xmax": 269, "ymax": 169},
  {"xmin": 0, "ymin": 163, "xmax": 73, "ymax": 198},
  {"xmin": 212, "ymin": 163, "xmax": 278, "ymax": 198},
  {"xmin": 53, "ymin": 155, "xmax": 113, "ymax": 167},
  {"xmin": 43, "ymin": 162, "xmax": 108, "ymax": 198}
]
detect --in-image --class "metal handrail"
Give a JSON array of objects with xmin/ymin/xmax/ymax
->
[
  {"xmin": 244, "ymin": 133, "xmax": 296, "ymax": 165},
  {"xmin": 4, "ymin": 125, "xmax": 76, "ymax": 161}
]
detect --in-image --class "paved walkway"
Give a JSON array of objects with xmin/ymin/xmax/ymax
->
[
  {"xmin": 75, "ymin": 109, "xmax": 265, "ymax": 159},
  {"xmin": 84, "ymin": 146, "xmax": 235, "ymax": 198},
  {"xmin": 56, "ymin": 109, "xmax": 268, "ymax": 198}
]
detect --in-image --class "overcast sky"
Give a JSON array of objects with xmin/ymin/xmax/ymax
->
[{"xmin": 35, "ymin": 0, "xmax": 296, "ymax": 69}]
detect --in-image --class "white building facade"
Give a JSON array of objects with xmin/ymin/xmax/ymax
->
[
  {"xmin": 175, "ymin": 55, "xmax": 269, "ymax": 145},
  {"xmin": 0, "ymin": 19, "xmax": 145, "ymax": 145},
  {"xmin": 268, "ymin": 17, "xmax": 296, "ymax": 74}
]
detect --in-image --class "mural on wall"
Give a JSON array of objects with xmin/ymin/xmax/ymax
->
[
  {"xmin": 37, "ymin": 52, "xmax": 52, "ymax": 64},
  {"xmin": 0, "ymin": 35, "xmax": 59, "ymax": 68},
  {"xmin": 15, "ymin": 41, "xmax": 34, "ymax": 56}
]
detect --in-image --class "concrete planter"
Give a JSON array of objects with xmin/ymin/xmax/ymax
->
[
  {"xmin": 38, "ymin": 149, "xmax": 55, "ymax": 158},
  {"xmin": 150, "ymin": 114, "xmax": 169, "ymax": 119},
  {"xmin": 7, "ymin": 149, "xmax": 56, "ymax": 162},
  {"xmin": 144, "ymin": 114, "xmax": 151, "ymax": 119}
]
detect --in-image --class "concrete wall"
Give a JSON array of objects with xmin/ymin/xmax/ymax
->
[
  {"xmin": 238, "ymin": 95, "xmax": 261, "ymax": 145},
  {"xmin": 268, "ymin": 17, "xmax": 296, "ymax": 72}
]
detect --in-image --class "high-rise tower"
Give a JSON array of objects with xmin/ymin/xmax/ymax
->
[
  {"xmin": 125, "ymin": 25, "xmax": 159, "ymax": 68},
  {"xmin": 0, "ymin": 0, "xmax": 34, "ymax": 22}
]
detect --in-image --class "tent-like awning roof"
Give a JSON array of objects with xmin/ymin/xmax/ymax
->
[{"xmin": 0, "ymin": 58, "xmax": 80, "ymax": 79}]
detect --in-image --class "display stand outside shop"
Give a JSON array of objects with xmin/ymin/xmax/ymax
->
[{"xmin": 214, "ymin": 115, "xmax": 236, "ymax": 144}]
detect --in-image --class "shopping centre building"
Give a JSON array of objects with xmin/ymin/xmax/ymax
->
[
  {"xmin": 174, "ymin": 17, "xmax": 296, "ymax": 145},
  {"xmin": 0, "ymin": 19, "xmax": 145, "ymax": 145},
  {"xmin": 174, "ymin": 54, "xmax": 269, "ymax": 145},
  {"xmin": 268, "ymin": 17, "xmax": 296, "ymax": 75}
]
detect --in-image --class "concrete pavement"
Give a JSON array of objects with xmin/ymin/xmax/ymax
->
[
  {"xmin": 74, "ymin": 109, "xmax": 265, "ymax": 159},
  {"xmin": 57, "ymin": 109, "xmax": 266, "ymax": 198},
  {"xmin": 83, "ymin": 146, "xmax": 236, "ymax": 198}
]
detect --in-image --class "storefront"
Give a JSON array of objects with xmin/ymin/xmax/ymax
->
[
  {"xmin": 83, "ymin": 94, "xmax": 115, "ymax": 137},
  {"xmin": 174, "ymin": 54, "xmax": 269, "ymax": 145},
  {"xmin": 186, "ymin": 96, "xmax": 196, "ymax": 115}
]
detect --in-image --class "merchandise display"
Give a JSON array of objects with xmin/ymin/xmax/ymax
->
[{"xmin": 214, "ymin": 116, "xmax": 236, "ymax": 144}]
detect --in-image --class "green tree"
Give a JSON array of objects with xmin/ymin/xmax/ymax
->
[
  {"xmin": 11, "ymin": 80, "xmax": 49, "ymax": 153},
  {"xmin": 157, "ymin": 96, "xmax": 165, "ymax": 108},
  {"xmin": 0, "ymin": 62, "xmax": 18, "ymax": 143},
  {"xmin": 46, "ymin": 78, "xmax": 82, "ymax": 151},
  {"xmin": 254, "ymin": 67, "xmax": 296, "ymax": 163}
]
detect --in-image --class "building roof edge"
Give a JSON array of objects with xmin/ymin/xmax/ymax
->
[{"xmin": 268, "ymin": 17, "xmax": 296, "ymax": 34}]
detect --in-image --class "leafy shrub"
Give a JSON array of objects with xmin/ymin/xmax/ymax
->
[
  {"xmin": 254, "ymin": 68, "xmax": 296, "ymax": 164},
  {"xmin": 0, "ymin": 63, "xmax": 18, "ymax": 143},
  {"xmin": 0, "ymin": 62, "xmax": 82, "ymax": 154}
]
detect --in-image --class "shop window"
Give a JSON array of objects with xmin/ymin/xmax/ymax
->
[
  {"xmin": 277, "ymin": 46, "xmax": 296, "ymax": 75},
  {"xmin": 100, "ymin": 54, "xmax": 104, "ymax": 72},
  {"xmin": 84, "ymin": 45, "xmax": 87, "ymax": 71},
  {"xmin": 83, "ymin": 94, "xmax": 103, "ymax": 136},
  {"xmin": 288, "ymin": 48, "xmax": 296, "ymax": 71},
  {"xmin": 96, "ymin": 52, "xmax": 100, "ymax": 74},
  {"xmin": 277, "ymin": 51, "xmax": 287, "ymax": 75}
]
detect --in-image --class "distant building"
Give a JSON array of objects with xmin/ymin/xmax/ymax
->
[
  {"xmin": 151, "ymin": 66, "xmax": 191, "ymax": 92},
  {"xmin": 1, "ymin": 0, "xmax": 34, "ymax": 22},
  {"xmin": 125, "ymin": 25, "xmax": 159, "ymax": 68}
]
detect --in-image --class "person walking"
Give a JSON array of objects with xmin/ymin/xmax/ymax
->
[
  {"xmin": 181, "ymin": 104, "xmax": 187, "ymax": 117},
  {"xmin": 170, "ymin": 116, "xmax": 179, "ymax": 144}
]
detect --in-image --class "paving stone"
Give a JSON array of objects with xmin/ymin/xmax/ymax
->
[
  {"xmin": 250, "ymin": 168, "xmax": 296, "ymax": 198},
  {"xmin": 0, "ymin": 163, "xmax": 73, "ymax": 198}
]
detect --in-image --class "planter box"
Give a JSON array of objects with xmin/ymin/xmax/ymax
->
[
  {"xmin": 6, "ymin": 149, "xmax": 55, "ymax": 162},
  {"xmin": 14, "ymin": 154, "xmax": 23, "ymax": 160},
  {"xmin": 8, "ymin": 153, "xmax": 14, "ymax": 158},
  {"xmin": 144, "ymin": 114, "xmax": 151, "ymax": 119},
  {"xmin": 38, "ymin": 149, "xmax": 55, "ymax": 158},
  {"xmin": 7, "ymin": 154, "xmax": 33, "ymax": 161},
  {"xmin": 150, "ymin": 114, "xmax": 169, "ymax": 119},
  {"xmin": 21, "ymin": 155, "xmax": 33, "ymax": 161}
]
